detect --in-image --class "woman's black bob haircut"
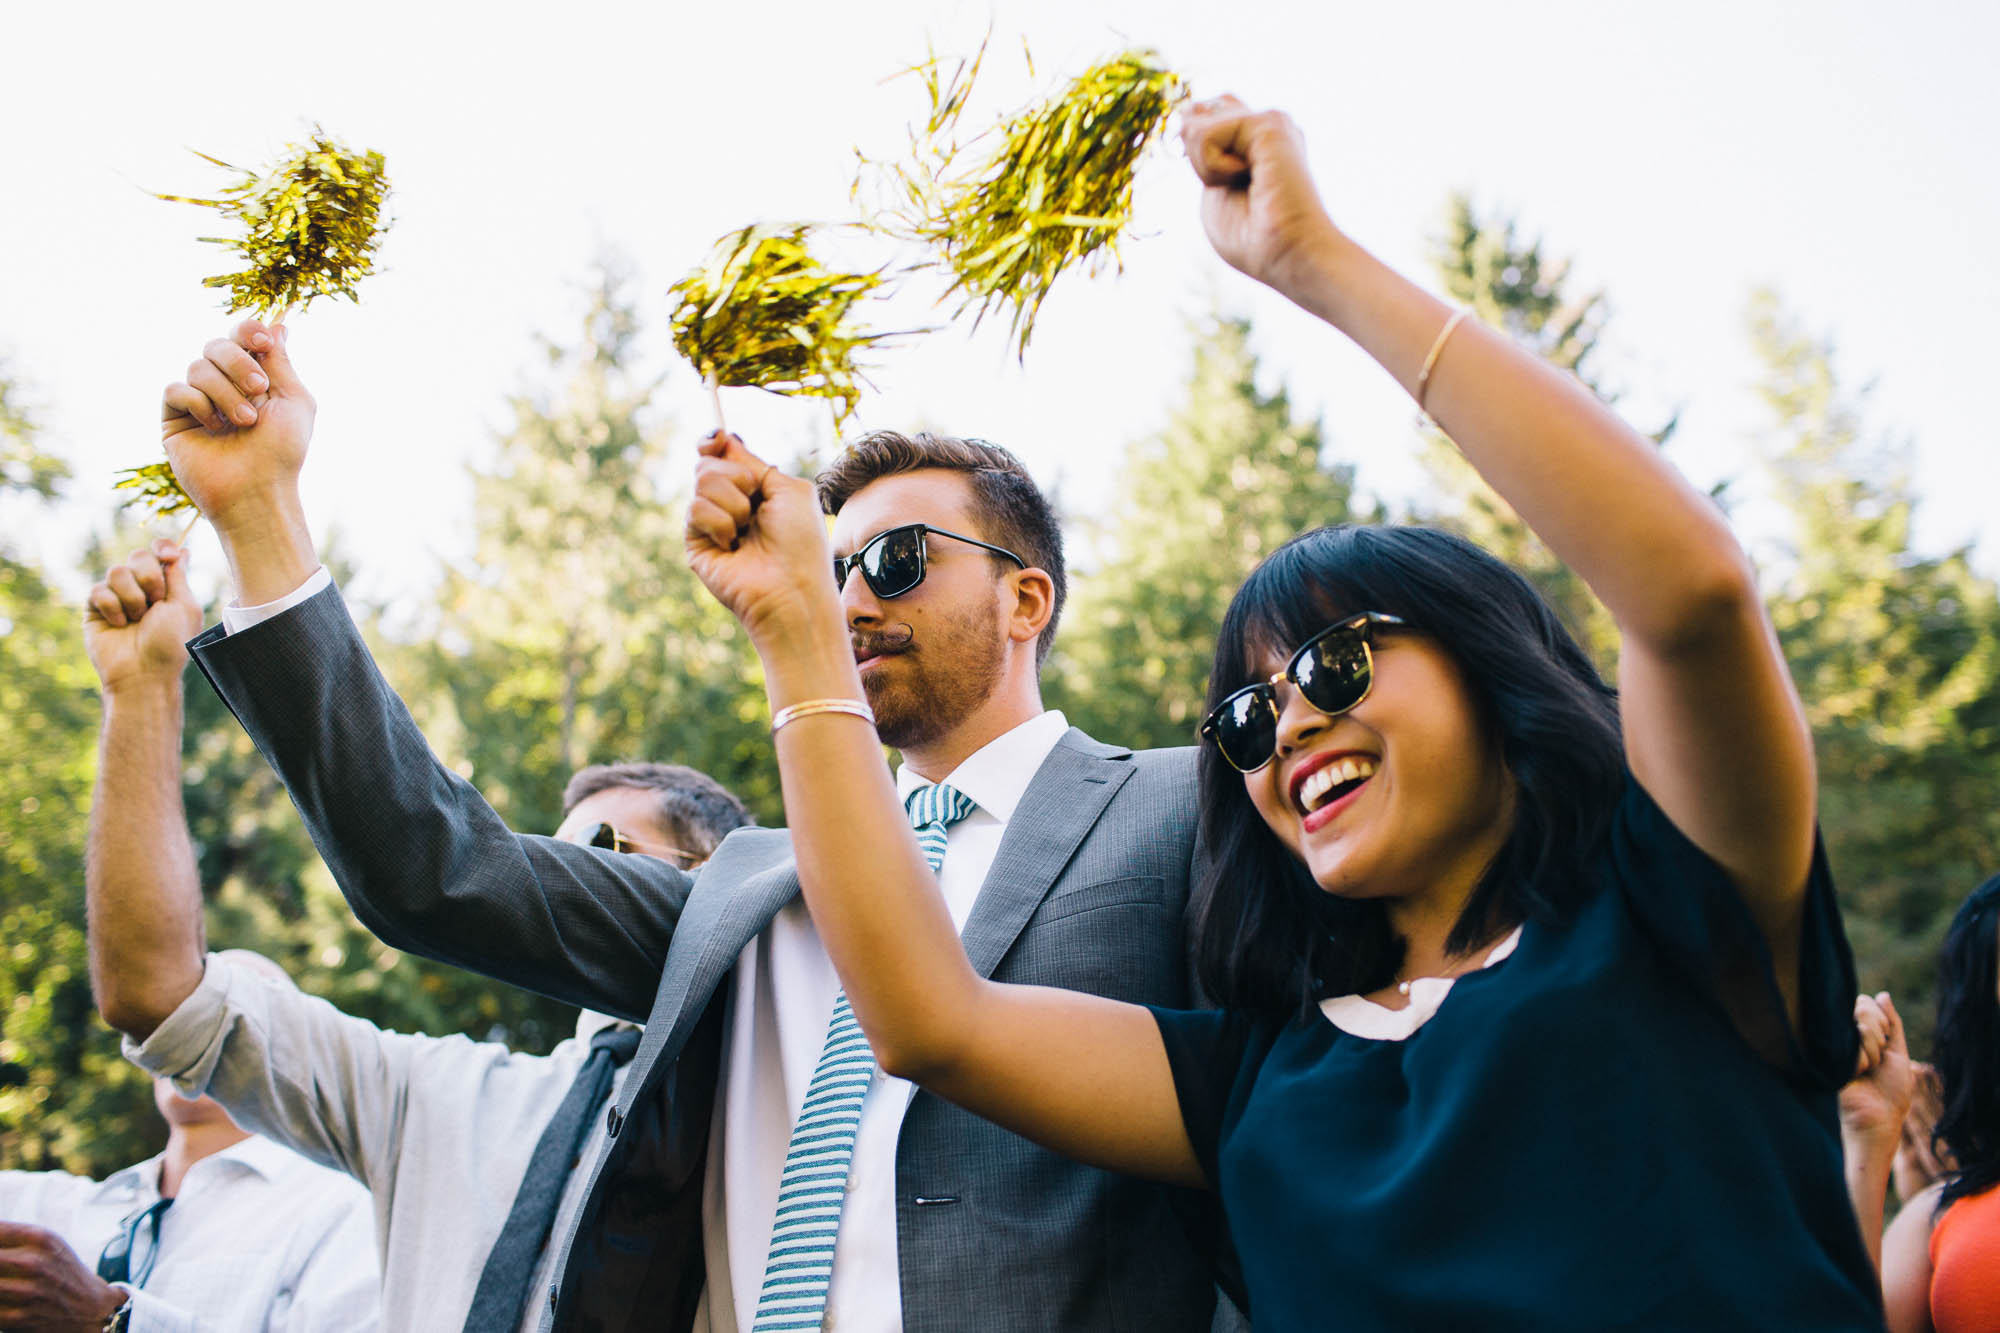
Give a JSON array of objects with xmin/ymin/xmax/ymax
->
[
  {"xmin": 1191, "ymin": 524, "xmax": 1625, "ymax": 1018},
  {"xmin": 1932, "ymin": 872, "xmax": 2000, "ymax": 1211}
]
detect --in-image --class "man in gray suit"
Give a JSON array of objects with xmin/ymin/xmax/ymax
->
[{"xmin": 159, "ymin": 320, "xmax": 1237, "ymax": 1332}]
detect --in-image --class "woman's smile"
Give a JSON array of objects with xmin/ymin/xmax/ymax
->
[{"xmin": 1292, "ymin": 750, "xmax": 1378, "ymax": 832}]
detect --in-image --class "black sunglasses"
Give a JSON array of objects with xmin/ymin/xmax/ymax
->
[
  {"xmin": 570, "ymin": 822, "xmax": 703, "ymax": 869},
  {"xmin": 832, "ymin": 523, "xmax": 1026, "ymax": 600},
  {"xmin": 97, "ymin": 1198, "xmax": 173, "ymax": 1288},
  {"xmin": 1199, "ymin": 612, "xmax": 1406, "ymax": 773}
]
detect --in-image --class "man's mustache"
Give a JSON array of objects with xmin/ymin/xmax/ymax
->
[{"xmin": 852, "ymin": 625, "xmax": 915, "ymax": 657}]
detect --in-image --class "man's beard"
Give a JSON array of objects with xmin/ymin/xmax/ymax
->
[{"xmin": 860, "ymin": 607, "xmax": 1008, "ymax": 753}]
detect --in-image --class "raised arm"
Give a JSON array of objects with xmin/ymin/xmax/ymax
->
[
  {"xmin": 84, "ymin": 542, "xmax": 207, "ymax": 1038},
  {"xmin": 684, "ymin": 434, "xmax": 1202, "ymax": 1187},
  {"xmin": 1839, "ymin": 993, "xmax": 1915, "ymax": 1271},
  {"xmin": 1182, "ymin": 99, "xmax": 1818, "ymax": 999},
  {"xmin": 1837, "ymin": 993, "xmax": 1939, "ymax": 1331},
  {"xmin": 155, "ymin": 322, "xmax": 692, "ymax": 1019}
]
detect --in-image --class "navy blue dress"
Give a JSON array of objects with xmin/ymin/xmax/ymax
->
[{"xmin": 1151, "ymin": 777, "xmax": 1882, "ymax": 1331}]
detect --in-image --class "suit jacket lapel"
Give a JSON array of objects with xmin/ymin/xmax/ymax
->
[
  {"xmin": 631, "ymin": 854, "xmax": 800, "ymax": 1076},
  {"xmin": 960, "ymin": 730, "xmax": 1134, "ymax": 979}
]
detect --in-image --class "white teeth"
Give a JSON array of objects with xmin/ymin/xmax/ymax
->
[{"xmin": 1298, "ymin": 756, "xmax": 1378, "ymax": 811}]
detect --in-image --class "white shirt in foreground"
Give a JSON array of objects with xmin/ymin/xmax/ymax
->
[
  {"xmin": 126, "ymin": 953, "xmax": 634, "ymax": 1333},
  {"xmin": 0, "ymin": 1133, "xmax": 379, "ymax": 1333}
]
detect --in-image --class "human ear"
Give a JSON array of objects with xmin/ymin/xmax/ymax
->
[{"xmin": 1006, "ymin": 568, "xmax": 1057, "ymax": 646}]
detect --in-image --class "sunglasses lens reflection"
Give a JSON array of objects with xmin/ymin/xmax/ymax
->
[
  {"xmin": 1214, "ymin": 690, "xmax": 1279, "ymax": 772},
  {"xmin": 96, "ymin": 1235, "xmax": 131, "ymax": 1284},
  {"xmin": 1295, "ymin": 630, "xmax": 1371, "ymax": 714},
  {"xmin": 588, "ymin": 823, "xmax": 619, "ymax": 851},
  {"xmin": 1205, "ymin": 626, "xmax": 1378, "ymax": 771},
  {"xmin": 862, "ymin": 528, "xmax": 926, "ymax": 597}
]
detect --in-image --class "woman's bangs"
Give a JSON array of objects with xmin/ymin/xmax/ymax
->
[{"xmin": 1224, "ymin": 538, "xmax": 1382, "ymax": 690}]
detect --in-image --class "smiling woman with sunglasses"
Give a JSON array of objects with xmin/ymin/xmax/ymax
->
[{"xmin": 683, "ymin": 96, "xmax": 1881, "ymax": 1330}]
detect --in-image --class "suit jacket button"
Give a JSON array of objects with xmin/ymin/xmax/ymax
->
[{"xmin": 606, "ymin": 1104, "xmax": 623, "ymax": 1136}]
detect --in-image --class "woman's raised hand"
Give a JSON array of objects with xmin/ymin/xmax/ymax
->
[
  {"xmin": 1180, "ymin": 95, "xmax": 1340, "ymax": 296},
  {"xmin": 685, "ymin": 431, "xmax": 843, "ymax": 652},
  {"xmin": 1841, "ymin": 992, "xmax": 1915, "ymax": 1149}
]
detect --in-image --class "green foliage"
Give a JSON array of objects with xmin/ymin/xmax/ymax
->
[
  {"xmin": 1417, "ymin": 196, "xmax": 1673, "ymax": 672},
  {"xmin": 158, "ymin": 129, "xmax": 392, "ymax": 319},
  {"xmin": 667, "ymin": 224, "xmax": 890, "ymax": 427},
  {"xmin": 1750, "ymin": 291, "xmax": 2000, "ymax": 1053},
  {"xmin": 418, "ymin": 261, "xmax": 783, "ymax": 834},
  {"xmin": 0, "ymin": 553, "xmax": 159, "ymax": 1173},
  {"xmin": 1048, "ymin": 316, "xmax": 1366, "ymax": 748},
  {"xmin": 1, "ymin": 368, "xmax": 67, "ymax": 500},
  {"xmin": 869, "ymin": 46, "xmax": 1188, "ymax": 356}
]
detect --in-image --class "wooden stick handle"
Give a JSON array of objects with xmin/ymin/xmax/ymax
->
[
  {"xmin": 707, "ymin": 373, "xmax": 729, "ymax": 435},
  {"xmin": 176, "ymin": 510, "xmax": 202, "ymax": 545}
]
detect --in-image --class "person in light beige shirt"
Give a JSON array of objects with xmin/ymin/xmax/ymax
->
[{"xmin": 80, "ymin": 539, "xmax": 750, "ymax": 1332}]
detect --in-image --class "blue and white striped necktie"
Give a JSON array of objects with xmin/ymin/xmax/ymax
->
[{"xmin": 750, "ymin": 782, "xmax": 978, "ymax": 1332}]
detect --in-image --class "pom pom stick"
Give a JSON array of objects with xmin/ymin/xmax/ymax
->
[
  {"xmin": 668, "ymin": 224, "xmax": 897, "ymax": 432},
  {"xmin": 112, "ymin": 461, "xmax": 203, "ymax": 544},
  {"xmin": 864, "ymin": 47, "xmax": 1189, "ymax": 358},
  {"xmin": 155, "ymin": 127, "xmax": 393, "ymax": 325},
  {"xmin": 126, "ymin": 128, "xmax": 392, "ymax": 536}
]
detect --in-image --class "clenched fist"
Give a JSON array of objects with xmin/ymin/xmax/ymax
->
[
  {"xmin": 160, "ymin": 318, "xmax": 315, "ymax": 536},
  {"xmin": 85, "ymin": 541, "xmax": 204, "ymax": 691},
  {"xmin": 685, "ymin": 431, "xmax": 843, "ymax": 651},
  {"xmin": 1180, "ymin": 95, "xmax": 1341, "ymax": 296}
]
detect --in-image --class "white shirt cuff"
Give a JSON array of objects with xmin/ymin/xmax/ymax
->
[
  {"xmin": 122, "ymin": 1286, "xmax": 202, "ymax": 1333},
  {"xmin": 122, "ymin": 955, "xmax": 234, "ymax": 1096},
  {"xmin": 219, "ymin": 567, "xmax": 331, "ymax": 635}
]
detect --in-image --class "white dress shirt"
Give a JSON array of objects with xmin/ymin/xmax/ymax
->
[
  {"xmin": 0, "ymin": 1134, "xmax": 379, "ymax": 1332},
  {"xmin": 216, "ymin": 567, "xmax": 333, "ymax": 636},
  {"xmin": 696, "ymin": 709, "xmax": 1071, "ymax": 1333},
  {"xmin": 125, "ymin": 953, "xmax": 635, "ymax": 1333}
]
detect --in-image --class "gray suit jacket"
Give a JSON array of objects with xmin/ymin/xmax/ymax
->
[{"xmin": 190, "ymin": 585, "xmax": 1241, "ymax": 1332}]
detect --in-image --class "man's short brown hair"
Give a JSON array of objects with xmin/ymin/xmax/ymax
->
[
  {"xmin": 815, "ymin": 430, "xmax": 1066, "ymax": 664},
  {"xmin": 560, "ymin": 762, "xmax": 754, "ymax": 860}
]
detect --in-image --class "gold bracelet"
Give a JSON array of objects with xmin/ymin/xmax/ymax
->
[
  {"xmin": 1415, "ymin": 308, "xmax": 1470, "ymax": 416},
  {"xmin": 771, "ymin": 697, "xmax": 876, "ymax": 734}
]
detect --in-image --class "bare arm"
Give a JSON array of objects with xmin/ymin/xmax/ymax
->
[
  {"xmin": 685, "ymin": 435, "xmax": 1203, "ymax": 1188},
  {"xmin": 1840, "ymin": 994, "xmax": 1915, "ymax": 1271},
  {"xmin": 84, "ymin": 543, "xmax": 207, "ymax": 1038},
  {"xmin": 1880, "ymin": 1181, "xmax": 1939, "ymax": 1333},
  {"xmin": 1183, "ymin": 99, "xmax": 1817, "ymax": 1010}
]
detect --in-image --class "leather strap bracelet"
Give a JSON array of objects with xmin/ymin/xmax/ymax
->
[{"xmin": 771, "ymin": 697, "xmax": 876, "ymax": 734}]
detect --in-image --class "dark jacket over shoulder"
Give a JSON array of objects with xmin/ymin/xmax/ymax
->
[{"xmin": 190, "ymin": 584, "xmax": 1243, "ymax": 1333}]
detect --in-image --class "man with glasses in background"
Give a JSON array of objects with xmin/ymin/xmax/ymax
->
[
  {"xmin": 0, "ymin": 958, "xmax": 380, "ymax": 1332},
  {"xmin": 77, "ymin": 538, "xmax": 753, "ymax": 1332}
]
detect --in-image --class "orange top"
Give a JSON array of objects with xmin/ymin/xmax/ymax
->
[{"xmin": 1931, "ymin": 1183, "xmax": 2000, "ymax": 1333}]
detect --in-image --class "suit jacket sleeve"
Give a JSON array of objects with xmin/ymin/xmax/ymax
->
[{"xmin": 187, "ymin": 582, "xmax": 691, "ymax": 1020}]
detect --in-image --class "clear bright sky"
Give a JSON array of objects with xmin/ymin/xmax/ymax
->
[{"xmin": 5, "ymin": 0, "xmax": 1996, "ymax": 614}]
